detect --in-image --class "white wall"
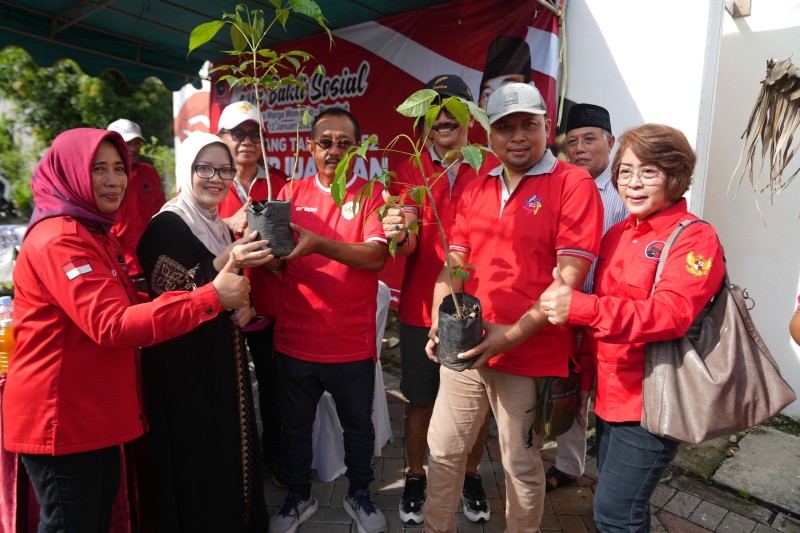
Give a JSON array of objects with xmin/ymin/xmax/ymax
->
[
  {"xmin": 563, "ymin": 0, "xmax": 721, "ymax": 151},
  {"xmin": 704, "ymin": 0, "xmax": 800, "ymax": 417},
  {"xmin": 565, "ymin": 0, "xmax": 800, "ymax": 417}
]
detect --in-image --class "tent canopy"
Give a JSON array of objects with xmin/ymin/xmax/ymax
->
[{"xmin": 0, "ymin": 0, "xmax": 451, "ymax": 90}]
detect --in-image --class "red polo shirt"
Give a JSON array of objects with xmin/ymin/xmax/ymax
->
[
  {"xmin": 274, "ymin": 175, "xmax": 387, "ymax": 363},
  {"xmin": 392, "ymin": 148, "xmax": 480, "ymax": 327},
  {"xmin": 450, "ymin": 152, "xmax": 602, "ymax": 377},
  {"xmin": 569, "ymin": 199, "xmax": 724, "ymax": 422}
]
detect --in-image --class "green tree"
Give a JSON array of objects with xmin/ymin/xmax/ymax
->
[{"xmin": 0, "ymin": 47, "xmax": 175, "ymax": 214}]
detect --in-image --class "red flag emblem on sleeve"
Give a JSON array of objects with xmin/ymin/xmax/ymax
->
[{"xmin": 63, "ymin": 258, "xmax": 93, "ymax": 280}]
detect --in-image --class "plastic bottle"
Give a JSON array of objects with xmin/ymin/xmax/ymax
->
[
  {"xmin": 0, "ymin": 295, "xmax": 12, "ymax": 320},
  {"xmin": 0, "ymin": 318, "xmax": 14, "ymax": 375}
]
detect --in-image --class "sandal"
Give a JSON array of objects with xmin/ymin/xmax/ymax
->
[{"xmin": 545, "ymin": 466, "xmax": 578, "ymax": 493}]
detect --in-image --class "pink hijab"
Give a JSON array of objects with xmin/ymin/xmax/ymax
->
[{"xmin": 27, "ymin": 128, "xmax": 131, "ymax": 234}]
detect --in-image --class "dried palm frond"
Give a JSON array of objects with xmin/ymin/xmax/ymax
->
[{"xmin": 729, "ymin": 57, "xmax": 800, "ymax": 221}]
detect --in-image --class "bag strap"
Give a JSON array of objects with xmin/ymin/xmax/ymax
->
[{"xmin": 651, "ymin": 219, "xmax": 710, "ymax": 295}]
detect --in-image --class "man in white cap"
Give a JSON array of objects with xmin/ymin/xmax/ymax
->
[
  {"xmin": 215, "ymin": 100, "xmax": 289, "ymax": 487},
  {"xmin": 107, "ymin": 118, "xmax": 166, "ymax": 288},
  {"xmin": 422, "ymin": 83, "xmax": 603, "ymax": 532}
]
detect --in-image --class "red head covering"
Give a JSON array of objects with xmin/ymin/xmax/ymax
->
[{"xmin": 27, "ymin": 128, "xmax": 131, "ymax": 234}]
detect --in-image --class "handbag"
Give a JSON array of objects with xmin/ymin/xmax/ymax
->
[
  {"xmin": 641, "ymin": 220, "xmax": 796, "ymax": 444},
  {"xmin": 527, "ymin": 363, "xmax": 580, "ymax": 441}
]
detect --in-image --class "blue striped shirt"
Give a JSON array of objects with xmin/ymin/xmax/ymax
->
[{"xmin": 583, "ymin": 165, "xmax": 628, "ymax": 293}]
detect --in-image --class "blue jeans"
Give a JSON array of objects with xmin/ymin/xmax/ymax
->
[
  {"xmin": 20, "ymin": 446, "xmax": 121, "ymax": 533},
  {"xmin": 593, "ymin": 417, "xmax": 680, "ymax": 532},
  {"xmin": 276, "ymin": 352, "xmax": 375, "ymax": 496}
]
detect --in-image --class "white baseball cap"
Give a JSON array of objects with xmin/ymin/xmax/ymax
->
[
  {"xmin": 218, "ymin": 101, "xmax": 262, "ymax": 131},
  {"xmin": 107, "ymin": 118, "xmax": 145, "ymax": 142},
  {"xmin": 486, "ymin": 83, "xmax": 546, "ymax": 124}
]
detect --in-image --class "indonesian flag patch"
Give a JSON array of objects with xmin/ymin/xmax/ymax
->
[{"xmin": 63, "ymin": 257, "xmax": 93, "ymax": 280}]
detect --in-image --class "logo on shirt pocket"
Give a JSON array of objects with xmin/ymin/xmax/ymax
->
[
  {"xmin": 644, "ymin": 240, "xmax": 665, "ymax": 259},
  {"xmin": 522, "ymin": 194, "xmax": 542, "ymax": 215},
  {"xmin": 342, "ymin": 200, "xmax": 356, "ymax": 220}
]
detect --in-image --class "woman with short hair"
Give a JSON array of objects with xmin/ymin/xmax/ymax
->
[{"xmin": 541, "ymin": 123, "xmax": 725, "ymax": 532}]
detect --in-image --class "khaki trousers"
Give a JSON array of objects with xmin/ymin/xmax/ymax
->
[{"xmin": 424, "ymin": 365, "xmax": 545, "ymax": 533}]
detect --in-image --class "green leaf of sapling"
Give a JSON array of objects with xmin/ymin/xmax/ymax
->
[
  {"xmin": 424, "ymin": 105, "xmax": 440, "ymax": 130},
  {"xmin": 443, "ymin": 97, "xmax": 469, "ymax": 127},
  {"xmin": 230, "ymin": 24, "xmax": 248, "ymax": 52},
  {"xmin": 276, "ymin": 8, "xmax": 290, "ymax": 28},
  {"xmin": 397, "ymin": 89, "xmax": 438, "ymax": 118},
  {"xmin": 467, "ymin": 101, "xmax": 490, "ymax": 137},
  {"xmin": 355, "ymin": 135, "xmax": 377, "ymax": 157},
  {"xmin": 188, "ymin": 20, "xmax": 226, "ymax": 54},
  {"xmin": 285, "ymin": 56, "xmax": 300, "ymax": 70},
  {"xmin": 460, "ymin": 145, "xmax": 486, "ymax": 174},
  {"xmin": 332, "ymin": 151, "xmax": 355, "ymax": 208},
  {"xmin": 253, "ymin": 11, "xmax": 265, "ymax": 36}
]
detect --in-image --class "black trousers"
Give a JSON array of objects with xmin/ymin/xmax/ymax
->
[
  {"xmin": 21, "ymin": 446, "xmax": 120, "ymax": 533},
  {"xmin": 275, "ymin": 352, "xmax": 376, "ymax": 494}
]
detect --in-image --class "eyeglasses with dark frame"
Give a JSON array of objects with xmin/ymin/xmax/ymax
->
[
  {"xmin": 617, "ymin": 166, "xmax": 663, "ymax": 186},
  {"xmin": 193, "ymin": 164, "xmax": 236, "ymax": 181},
  {"xmin": 222, "ymin": 128, "xmax": 262, "ymax": 143},
  {"xmin": 313, "ymin": 138, "xmax": 356, "ymax": 151}
]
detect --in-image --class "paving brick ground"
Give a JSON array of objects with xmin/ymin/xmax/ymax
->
[{"xmin": 261, "ymin": 384, "xmax": 799, "ymax": 532}]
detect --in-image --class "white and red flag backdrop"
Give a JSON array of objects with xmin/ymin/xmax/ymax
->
[{"xmin": 208, "ymin": 0, "xmax": 562, "ymax": 302}]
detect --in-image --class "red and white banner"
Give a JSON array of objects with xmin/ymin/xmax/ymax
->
[
  {"xmin": 207, "ymin": 0, "xmax": 561, "ymax": 302},
  {"xmin": 209, "ymin": 0, "xmax": 561, "ymax": 179}
]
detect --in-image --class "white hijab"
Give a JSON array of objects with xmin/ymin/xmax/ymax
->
[{"xmin": 159, "ymin": 131, "xmax": 232, "ymax": 256}]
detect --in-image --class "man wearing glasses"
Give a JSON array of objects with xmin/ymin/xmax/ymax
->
[
  {"xmin": 380, "ymin": 74, "xmax": 491, "ymax": 526},
  {"xmin": 216, "ymin": 100, "xmax": 290, "ymax": 489},
  {"xmin": 267, "ymin": 108, "xmax": 389, "ymax": 533}
]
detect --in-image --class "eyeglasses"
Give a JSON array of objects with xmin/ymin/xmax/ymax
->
[
  {"xmin": 193, "ymin": 164, "xmax": 236, "ymax": 181},
  {"xmin": 223, "ymin": 129, "xmax": 261, "ymax": 143},
  {"xmin": 313, "ymin": 138, "xmax": 355, "ymax": 151},
  {"xmin": 617, "ymin": 167, "xmax": 663, "ymax": 185}
]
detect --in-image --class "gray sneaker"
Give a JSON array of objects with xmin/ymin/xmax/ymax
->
[
  {"xmin": 269, "ymin": 490, "xmax": 318, "ymax": 533},
  {"xmin": 343, "ymin": 488, "xmax": 387, "ymax": 533}
]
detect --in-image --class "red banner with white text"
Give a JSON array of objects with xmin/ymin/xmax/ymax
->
[{"xmin": 209, "ymin": 0, "xmax": 561, "ymax": 303}]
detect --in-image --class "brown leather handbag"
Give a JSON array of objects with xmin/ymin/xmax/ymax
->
[{"xmin": 641, "ymin": 220, "xmax": 796, "ymax": 444}]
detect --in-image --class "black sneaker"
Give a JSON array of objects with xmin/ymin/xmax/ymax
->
[
  {"xmin": 268, "ymin": 490, "xmax": 318, "ymax": 533},
  {"xmin": 461, "ymin": 473, "xmax": 490, "ymax": 523},
  {"xmin": 398, "ymin": 474, "xmax": 426, "ymax": 524}
]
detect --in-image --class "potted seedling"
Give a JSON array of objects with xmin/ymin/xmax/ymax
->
[
  {"xmin": 333, "ymin": 89, "xmax": 490, "ymax": 371},
  {"xmin": 188, "ymin": 2, "xmax": 330, "ymax": 257}
]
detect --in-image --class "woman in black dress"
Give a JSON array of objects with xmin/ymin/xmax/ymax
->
[{"xmin": 137, "ymin": 131, "xmax": 273, "ymax": 531}]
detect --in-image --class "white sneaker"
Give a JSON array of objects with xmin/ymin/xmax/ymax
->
[
  {"xmin": 343, "ymin": 488, "xmax": 387, "ymax": 533},
  {"xmin": 269, "ymin": 490, "xmax": 318, "ymax": 533}
]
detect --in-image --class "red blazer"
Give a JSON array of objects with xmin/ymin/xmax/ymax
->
[{"xmin": 3, "ymin": 216, "xmax": 222, "ymax": 455}]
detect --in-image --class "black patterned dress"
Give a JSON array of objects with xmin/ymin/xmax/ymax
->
[{"xmin": 137, "ymin": 211, "xmax": 266, "ymax": 532}]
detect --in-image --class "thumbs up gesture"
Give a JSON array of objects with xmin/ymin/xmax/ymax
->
[
  {"xmin": 212, "ymin": 252, "xmax": 251, "ymax": 310},
  {"xmin": 540, "ymin": 267, "xmax": 573, "ymax": 325}
]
